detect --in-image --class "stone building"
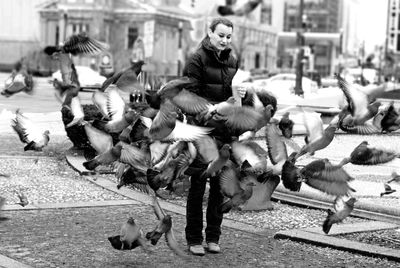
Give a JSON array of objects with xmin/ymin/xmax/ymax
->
[{"xmin": 38, "ymin": 0, "xmax": 194, "ymax": 76}]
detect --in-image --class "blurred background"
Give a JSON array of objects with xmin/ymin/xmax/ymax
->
[{"xmin": 0, "ymin": 0, "xmax": 395, "ymax": 90}]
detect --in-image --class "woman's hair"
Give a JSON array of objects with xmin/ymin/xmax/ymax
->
[{"xmin": 209, "ymin": 17, "xmax": 234, "ymax": 32}]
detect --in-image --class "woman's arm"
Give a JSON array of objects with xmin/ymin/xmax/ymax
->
[{"xmin": 182, "ymin": 53, "xmax": 204, "ymax": 96}]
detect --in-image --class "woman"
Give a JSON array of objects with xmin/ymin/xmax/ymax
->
[{"xmin": 183, "ymin": 17, "xmax": 246, "ymax": 256}]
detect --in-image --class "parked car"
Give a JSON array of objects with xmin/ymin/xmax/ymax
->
[
  {"xmin": 251, "ymin": 73, "xmax": 343, "ymax": 114},
  {"xmin": 52, "ymin": 66, "xmax": 107, "ymax": 90}
]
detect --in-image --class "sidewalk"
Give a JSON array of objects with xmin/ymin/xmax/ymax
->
[{"xmin": 1, "ymin": 182, "xmax": 398, "ymax": 268}]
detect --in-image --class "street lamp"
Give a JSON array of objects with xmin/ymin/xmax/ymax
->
[
  {"xmin": 177, "ymin": 21, "xmax": 183, "ymax": 76},
  {"xmin": 294, "ymin": 0, "xmax": 305, "ymax": 97}
]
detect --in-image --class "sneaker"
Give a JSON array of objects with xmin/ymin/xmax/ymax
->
[
  {"xmin": 206, "ymin": 242, "xmax": 220, "ymax": 253},
  {"xmin": 189, "ymin": 245, "xmax": 205, "ymax": 256}
]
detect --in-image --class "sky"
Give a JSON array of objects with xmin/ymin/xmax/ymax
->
[{"xmin": 357, "ymin": 0, "xmax": 388, "ymax": 53}]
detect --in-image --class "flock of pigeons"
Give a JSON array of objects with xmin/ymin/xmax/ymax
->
[{"xmin": 1, "ymin": 31, "xmax": 400, "ymax": 257}]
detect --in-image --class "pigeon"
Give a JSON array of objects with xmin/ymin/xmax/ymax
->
[
  {"xmin": 231, "ymin": 140, "xmax": 269, "ymax": 176},
  {"xmin": 45, "ymin": 33, "xmax": 107, "ymax": 86},
  {"xmin": 386, "ymin": 171, "xmax": 400, "ymax": 184},
  {"xmin": 299, "ymin": 159, "xmax": 356, "ymax": 196},
  {"xmin": 91, "ymin": 87, "xmax": 141, "ymax": 133},
  {"xmin": 146, "ymin": 158, "xmax": 181, "ymax": 192},
  {"xmin": 146, "ymin": 196, "xmax": 172, "ymax": 245},
  {"xmin": 92, "ymin": 90, "xmax": 110, "ymax": 120},
  {"xmin": 278, "ymin": 112, "xmax": 294, "ymax": 139},
  {"xmin": 11, "ymin": 110, "xmax": 50, "ymax": 151},
  {"xmin": 338, "ymin": 141, "xmax": 399, "ymax": 166},
  {"xmin": 281, "ymin": 152, "xmax": 302, "ymax": 192},
  {"xmin": 200, "ymin": 144, "xmax": 231, "ymax": 180},
  {"xmin": 147, "ymin": 195, "xmax": 187, "ymax": 258},
  {"xmin": 83, "ymin": 143, "xmax": 123, "ymax": 170},
  {"xmin": 145, "ymin": 76, "xmax": 207, "ymax": 114},
  {"xmin": 380, "ymin": 183, "xmax": 396, "ymax": 197},
  {"xmin": 84, "ymin": 141, "xmax": 150, "ymax": 171},
  {"xmin": 242, "ymin": 89, "xmax": 278, "ymax": 117},
  {"xmin": 108, "ymin": 217, "xmax": 148, "ymax": 251},
  {"xmin": 52, "ymin": 79, "xmax": 80, "ymax": 104},
  {"xmin": 1, "ymin": 63, "xmax": 34, "ymax": 97},
  {"xmin": 217, "ymin": 0, "xmax": 263, "ymax": 17},
  {"xmin": 335, "ymin": 74, "xmax": 381, "ymax": 125},
  {"xmin": 294, "ymin": 111, "xmax": 339, "ymax": 160},
  {"xmin": 380, "ymin": 101, "xmax": 400, "ymax": 132},
  {"xmin": 284, "ymin": 158, "xmax": 355, "ymax": 196},
  {"xmin": 265, "ymin": 121, "xmax": 296, "ymax": 176},
  {"xmin": 81, "ymin": 121, "xmax": 113, "ymax": 155},
  {"xmin": 44, "ymin": 32, "xmax": 108, "ymax": 56},
  {"xmin": 322, "ymin": 196, "xmax": 357, "ymax": 234},
  {"xmin": 63, "ymin": 95, "xmax": 85, "ymax": 128},
  {"xmin": 206, "ymin": 99, "xmax": 274, "ymax": 133},
  {"xmin": 15, "ymin": 191, "xmax": 29, "ymax": 207},
  {"xmin": 116, "ymin": 165, "xmax": 149, "ymax": 193},
  {"xmin": 140, "ymin": 112, "xmax": 213, "ymax": 142},
  {"xmin": 100, "ymin": 60, "xmax": 145, "ymax": 92},
  {"xmin": 219, "ymin": 161, "xmax": 256, "ymax": 213}
]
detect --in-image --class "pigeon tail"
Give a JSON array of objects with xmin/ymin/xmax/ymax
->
[
  {"xmin": 24, "ymin": 141, "xmax": 39, "ymax": 151},
  {"xmin": 322, "ymin": 209, "xmax": 335, "ymax": 234},
  {"xmin": 217, "ymin": 6, "xmax": 235, "ymax": 16},
  {"xmin": 82, "ymin": 159, "xmax": 100, "ymax": 170},
  {"xmin": 220, "ymin": 199, "xmax": 233, "ymax": 214},
  {"xmin": 145, "ymin": 231, "xmax": 163, "ymax": 245},
  {"xmin": 43, "ymin": 46, "xmax": 61, "ymax": 56},
  {"xmin": 147, "ymin": 168, "xmax": 161, "ymax": 191}
]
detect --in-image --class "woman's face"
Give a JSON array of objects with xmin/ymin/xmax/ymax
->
[{"xmin": 208, "ymin": 23, "xmax": 233, "ymax": 52}]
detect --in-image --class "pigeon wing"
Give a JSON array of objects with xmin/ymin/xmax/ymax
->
[{"xmin": 63, "ymin": 33, "xmax": 108, "ymax": 55}]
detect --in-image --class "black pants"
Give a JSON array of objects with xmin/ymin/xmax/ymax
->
[
  {"xmin": 185, "ymin": 158, "xmax": 224, "ymax": 245},
  {"xmin": 184, "ymin": 116, "xmax": 235, "ymax": 245}
]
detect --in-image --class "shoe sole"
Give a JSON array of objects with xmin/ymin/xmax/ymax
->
[{"xmin": 189, "ymin": 247, "xmax": 205, "ymax": 256}]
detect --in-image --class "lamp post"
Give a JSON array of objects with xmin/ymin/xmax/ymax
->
[
  {"xmin": 63, "ymin": 12, "xmax": 68, "ymax": 42},
  {"xmin": 294, "ymin": 0, "xmax": 305, "ymax": 96},
  {"xmin": 177, "ymin": 21, "xmax": 183, "ymax": 76}
]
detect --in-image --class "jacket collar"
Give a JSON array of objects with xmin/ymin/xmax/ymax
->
[{"xmin": 201, "ymin": 37, "xmax": 231, "ymax": 63}]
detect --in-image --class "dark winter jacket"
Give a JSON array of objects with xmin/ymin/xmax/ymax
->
[{"xmin": 183, "ymin": 37, "xmax": 239, "ymax": 103}]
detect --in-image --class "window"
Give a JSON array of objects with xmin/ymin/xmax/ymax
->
[
  {"xmin": 71, "ymin": 23, "xmax": 90, "ymax": 34},
  {"xmin": 55, "ymin": 25, "xmax": 59, "ymax": 46},
  {"xmin": 127, "ymin": 27, "xmax": 139, "ymax": 49},
  {"xmin": 255, "ymin": 53, "xmax": 260, "ymax": 69}
]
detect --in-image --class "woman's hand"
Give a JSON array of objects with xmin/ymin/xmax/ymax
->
[{"xmin": 236, "ymin": 82, "xmax": 253, "ymax": 98}]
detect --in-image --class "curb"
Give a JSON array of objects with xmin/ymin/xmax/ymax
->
[
  {"xmin": 273, "ymin": 185, "xmax": 400, "ymax": 224},
  {"xmin": 2, "ymin": 199, "xmax": 141, "ymax": 211},
  {"xmin": 65, "ymin": 149, "xmax": 115, "ymax": 176},
  {"xmin": 274, "ymin": 226, "xmax": 400, "ymax": 262},
  {"xmin": 0, "ymin": 255, "xmax": 33, "ymax": 268}
]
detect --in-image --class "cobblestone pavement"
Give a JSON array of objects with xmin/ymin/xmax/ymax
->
[
  {"xmin": 1, "ymin": 74, "xmax": 400, "ymax": 267},
  {"xmin": 1, "ymin": 204, "xmax": 399, "ymax": 268}
]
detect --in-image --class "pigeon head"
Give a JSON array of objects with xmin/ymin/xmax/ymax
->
[{"xmin": 127, "ymin": 217, "xmax": 135, "ymax": 225}]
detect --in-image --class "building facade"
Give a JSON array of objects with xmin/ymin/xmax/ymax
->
[
  {"xmin": 0, "ymin": 0, "xmax": 48, "ymax": 70},
  {"xmin": 38, "ymin": 0, "xmax": 195, "ymax": 76},
  {"xmin": 277, "ymin": 0, "xmax": 344, "ymax": 76},
  {"xmin": 180, "ymin": 0, "xmax": 280, "ymax": 73}
]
